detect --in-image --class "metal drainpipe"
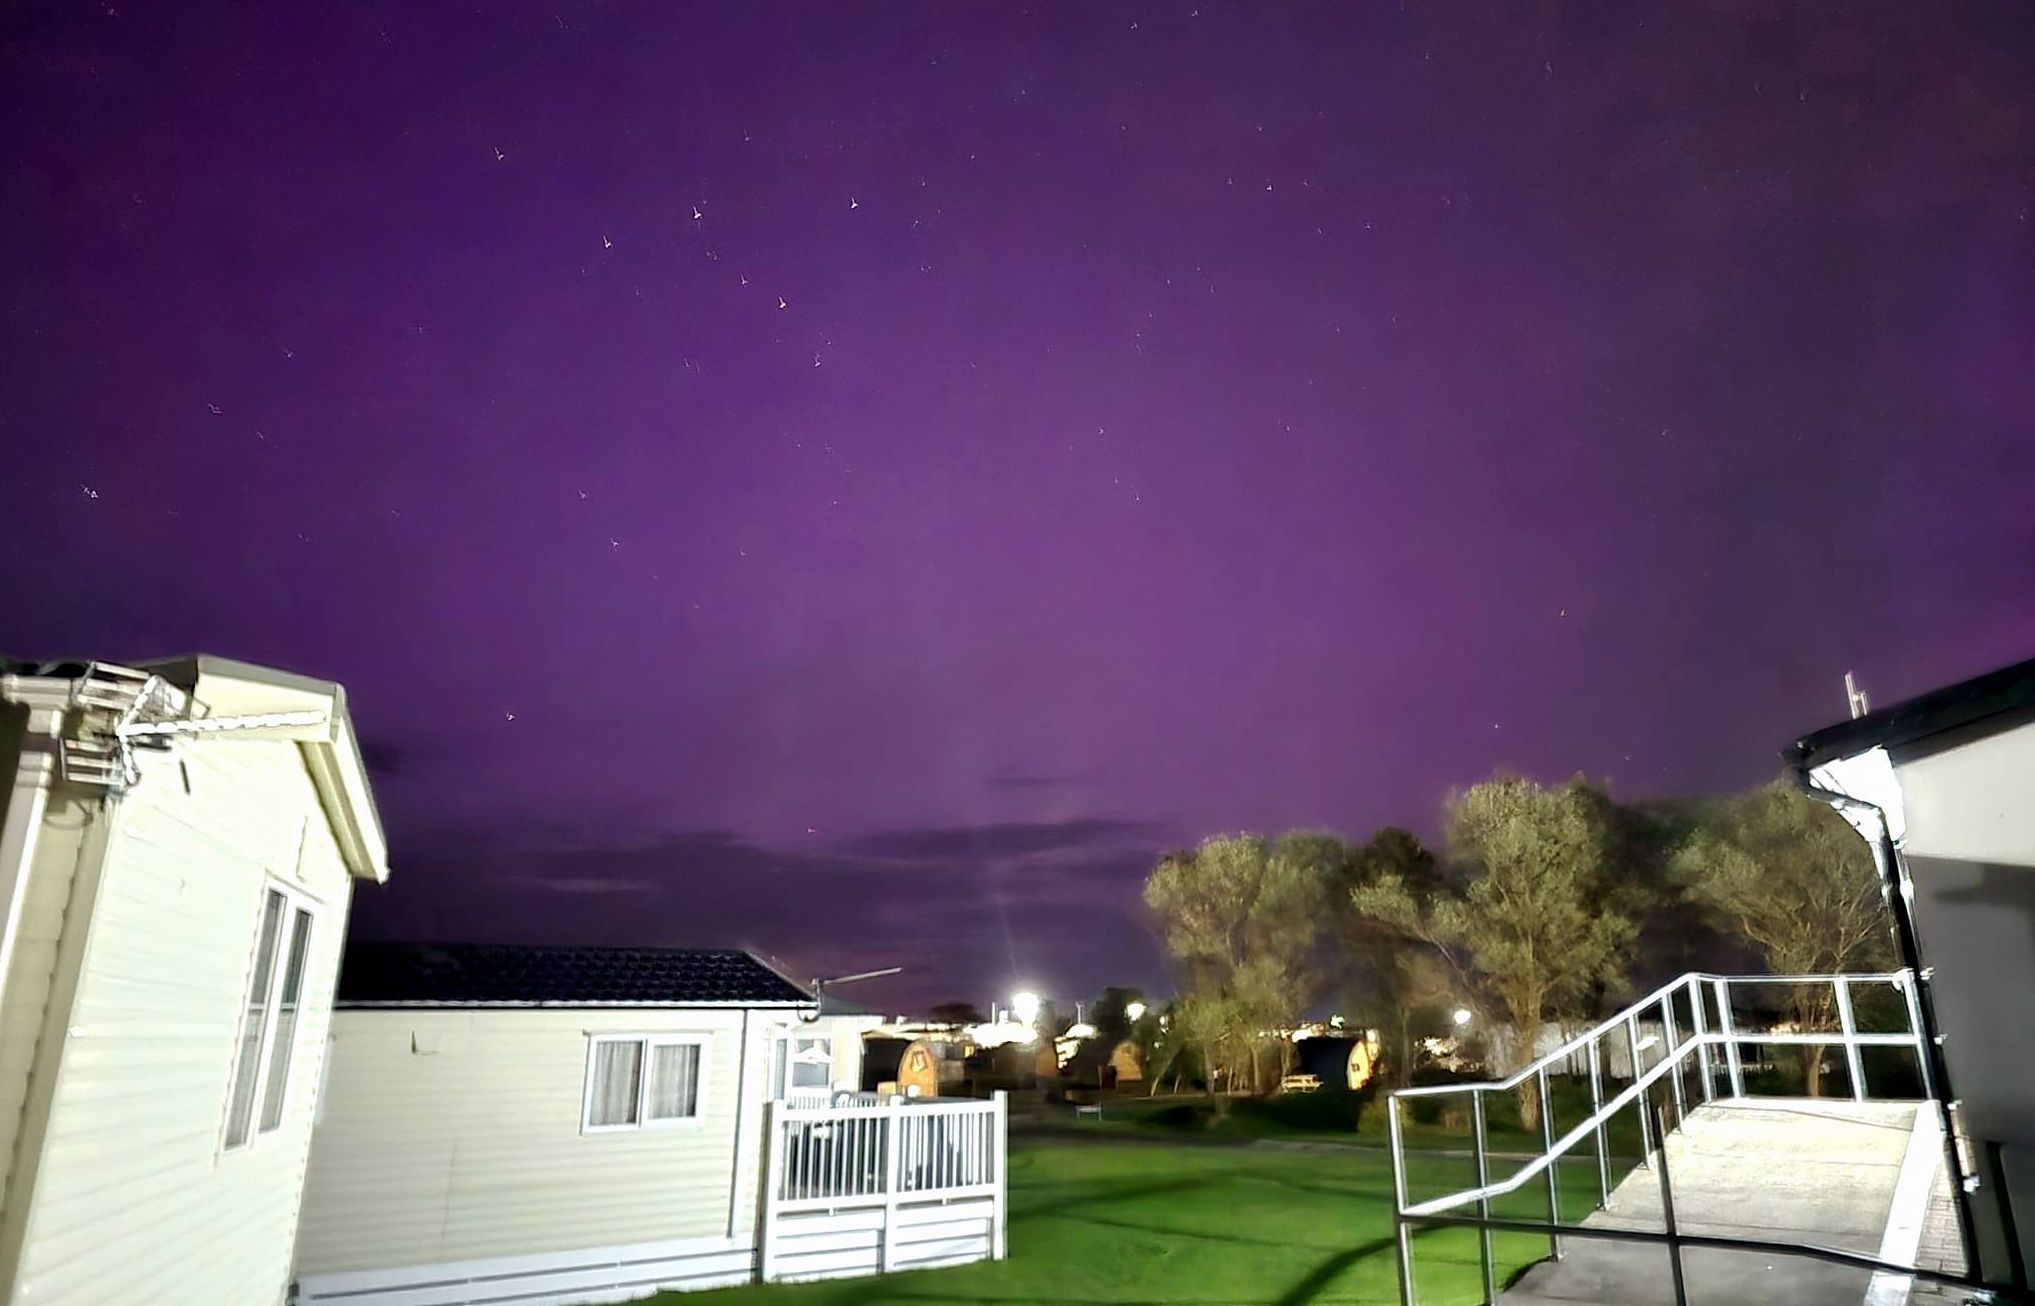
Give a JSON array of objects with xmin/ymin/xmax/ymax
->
[{"xmin": 1793, "ymin": 772, "xmax": 1985, "ymax": 1282}]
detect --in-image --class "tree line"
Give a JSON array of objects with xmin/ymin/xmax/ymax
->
[{"xmin": 1140, "ymin": 774, "xmax": 1891, "ymax": 1129}]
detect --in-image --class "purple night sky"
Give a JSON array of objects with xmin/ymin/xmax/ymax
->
[{"xmin": 5, "ymin": 4, "xmax": 2032, "ymax": 1014}]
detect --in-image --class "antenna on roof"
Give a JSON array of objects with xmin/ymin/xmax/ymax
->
[
  {"xmin": 1844, "ymin": 671, "xmax": 1871, "ymax": 720},
  {"xmin": 802, "ymin": 966, "xmax": 903, "ymax": 1024}
]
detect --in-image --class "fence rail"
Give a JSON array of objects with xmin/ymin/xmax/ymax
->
[
  {"xmin": 1384, "ymin": 970, "xmax": 1967, "ymax": 1305},
  {"xmin": 760, "ymin": 1093, "xmax": 1009, "ymax": 1283}
]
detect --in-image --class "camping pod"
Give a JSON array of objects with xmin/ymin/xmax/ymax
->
[
  {"xmin": 860, "ymin": 1037, "xmax": 942, "ymax": 1098},
  {"xmin": 1294, "ymin": 1035, "xmax": 1378, "ymax": 1090}
]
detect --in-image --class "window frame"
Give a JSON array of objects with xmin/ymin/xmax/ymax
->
[
  {"xmin": 222, "ymin": 880, "xmax": 319, "ymax": 1154},
  {"xmin": 770, "ymin": 1031, "xmax": 834, "ymax": 1100},
  {"xmin": 581, "ymin": 1033, "xmax": 709, "ymax": 1134}
]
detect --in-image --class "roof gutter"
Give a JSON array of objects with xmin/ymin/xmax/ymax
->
[
  {"xmin": 0, "ymin": 678, "xmax": 68, "ymax": 1021},
  {"xmin": 335, "ymin": 1000, "xmax": 816, "ymax": 1011}
]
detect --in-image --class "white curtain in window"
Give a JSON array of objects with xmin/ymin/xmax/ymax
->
[
  {"xmin": 589, "ymin": 1041, "xmax": 643, "ymax": 1126},
  {"xmin": 646, "ymin": 1043, "xmax": 700, "ymax": 1119}
]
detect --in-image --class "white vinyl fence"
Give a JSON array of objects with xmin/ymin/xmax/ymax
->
[{"xmin": 759, "ymin": 1092, "xmax": 1008, "ymax": 1284}]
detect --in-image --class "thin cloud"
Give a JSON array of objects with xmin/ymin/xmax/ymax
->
[
  {"xmin": 351, "ymin": 821, "xmax": 1171, "ymax": 1010},
  {"xmin": 844, "ymin": 817, "xmax": 1161, "ymax": 862},
  {"xmin": 982, "ymin": 770, "xmax": 1094, "ymax": 789}
]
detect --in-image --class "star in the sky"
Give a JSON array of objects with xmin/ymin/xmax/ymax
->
[
  {"xmin": 777, "ymin": 296, "xmax": 787, "ymax": 310},
  {"xmin": 80, "ymin": 484, "xmax": 99, "ymax": 500},
  {"xmin": 602, "ymin": 235, "xmax": 612, "ymax": 249},
  {"xmin": 493, "ymin": 146, "xmax": 505, "ymax": 162}
]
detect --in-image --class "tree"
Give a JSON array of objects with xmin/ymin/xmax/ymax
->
[
  {"xmin": 1143, "ymin": 835, "xmax": 1331, "ymax": 1095},
  {"xmin": 1354, "ymin": 776, "xmax": 1633, "ymax": 1129},
  {"xmin": 1674, "ymin": 780, "xmax": 1893, "ymax": 1095},
  {"xmin": 1339, "ymin": 827, "xmax": 1453, "ymax": 1087},
  {"xmin": 927, "ymin": 1001, "xmax": 988, "ymax": 1027},
  {"xmin": 1593, "ymin": 794, "xmax": 1740, "ymax": 996},
  {"xmin": 1087, "ymin": 986, "xmax": 1148, "ymax": 1046}
]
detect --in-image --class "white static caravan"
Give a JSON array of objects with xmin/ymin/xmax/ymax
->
[
  {"xmin": 0, "ymin": 656, "xmax": 389, "ymax": 1306},
  {"xmin": 1793, "ymin": 655, "xmax": 2035, "ymax": 1296},
  {"xmin": 296, "ymin": 943, "xmax": 1007, "ymax": 1306}
]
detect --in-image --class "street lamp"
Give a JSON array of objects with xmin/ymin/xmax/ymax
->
[
  {"xmin": 1452, "ymin": 1008, "xmax": 1473, "ymax": 1028},
  {"xmin": 1011, "ymin": 991, "xmax": 1042, "ymax": 1026},
  {"xmin": 1125, "ymin": 1000, "xmax": 1147, "ymax": 1024}
]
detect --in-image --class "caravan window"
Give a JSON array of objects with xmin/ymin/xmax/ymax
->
[
  {"xmin": 771, "ymin": 1034, "xmax": 832, "ymax": 1098},
  {"xmin": 225, "ymin": 884, "xmax": 317, "ymax": 1151},
  {"xmin": 584, "ymin": 1035, "xmax": 705, "ymax": 1131}
]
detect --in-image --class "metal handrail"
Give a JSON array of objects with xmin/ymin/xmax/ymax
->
[
  {"xmin": 1387, "ymin": 970, "xmax": 1933, "ymax": 1305},
  {"xmin": 1391, "ymin": 969, "xmax": 1911, "ymax": 1098},
  {"xmin": 1406, "ymin": 1210, "xmax": 2003, "ymax": 1300}
]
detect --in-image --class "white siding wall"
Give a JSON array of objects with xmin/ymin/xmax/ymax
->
[
  {"xmin": 297, "ymin": 1006, "xmax": 763, "ymax": 1276},
  {"xmin": 824, "ymin": 1017, "xmax": 873, "ymax": 1091},
  {"xmin": 720, "ymin": 1014, "xmax": 871, "ymax": 1241},
  {"xmin": 11, "ymin": 739, "xmax": 355, "ymax": 1306}
]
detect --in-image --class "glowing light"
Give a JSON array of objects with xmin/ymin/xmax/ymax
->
[
  {"xmin": 1125, "ymin": 1001, "xmax": 1147, "ymax": 1023},
  {"xmin": 1010, "ymin": 991, "xmax": 1041, "ymax": 1026},
  {"xmin": 1452, "ymin": 1008, "xmax": 1474, "ymax": 1027}
]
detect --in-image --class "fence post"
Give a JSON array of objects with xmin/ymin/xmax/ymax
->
[
  {"xmin": 1389, "ymin": 1094, "xmax": 1416, "ymax": 1306},
  {"xmin": 1470, "ymin": 1090, "xmax": 1497, "ymax": 1305},
  {"xmin": 1587, "ymin": 1040, "xmax": 1610, "ymax": 1209},
  {"xmin": 991, "ymin": 1091, "xmax": 1009, "ymax": 1260},
  {"xmin": 1691, "ymin": 976, "xmax": 1714, "ymax": 1105},
  {"xmin": 880, "ymin": 1101, "xmax": 904, "ymax": 1273},
  {"xmin": 1660, "ymin": 993, "xmax": 1686, "ymax": 1129},
  {"xmin": 758, "ymin": 1100, "xmax": 782, "ymax": 1283},
  {"xmin": 1834, "ymin": 976, "xmax": 1866, "ymax": 1102},
  {"xmin": 1627, "ymin": 1014, "xmax": 1652, "ymax": 1169},
  {"xmin": 1538, "ymin": 1065, "xmax": 1562, "ymax": 1262},
  {"xmin": 1651, "ymin": 1099, "xmax": 1690, "ymax": 1306},
  {"xmin": 1716, "ymin": 978, "xmax": 1745, "ymax": 1099}
]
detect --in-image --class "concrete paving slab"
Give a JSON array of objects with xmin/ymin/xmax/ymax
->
[{"xmin": 1501, "ymin": 1099, "xmax": 1920, "ymax": 1306}]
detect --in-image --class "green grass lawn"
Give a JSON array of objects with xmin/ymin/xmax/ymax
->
[
  {"xmin": 676, "ymin": 1135, "xmax": 1617, "ymax": 1306},
  {"xmin": 1078, "ymin": 1080, "xmax": 1650, "ymax": 1159}
]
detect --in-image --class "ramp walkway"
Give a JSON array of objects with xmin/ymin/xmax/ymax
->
[
  {"xmin": 1501, "ymin": 1099, "xmax": 1922, "ymax": 1305},
  {"xmin": 1386, "ymin": 972, "xmax": 1982, "ymax": 1306}
]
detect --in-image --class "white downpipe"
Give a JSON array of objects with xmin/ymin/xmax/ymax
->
[{"xmin": 729, "ymin": 1007, "xmax": 753, "ymax": 1241}]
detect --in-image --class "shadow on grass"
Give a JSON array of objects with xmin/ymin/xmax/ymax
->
[
  {"xmin": 1267, "ymin": 1234, "xmax": 1399, "ymax": 1306},
  {"xmin": 1015, "ymin": 1183, "xmax": 1459, "ymax": 1306},
  {"xmin": 801, "ymin": 1229, "xmax": 1449, "ymax": 1306}
]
